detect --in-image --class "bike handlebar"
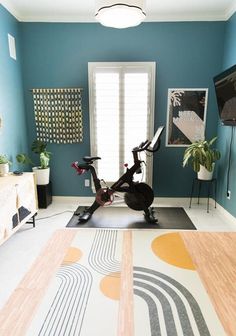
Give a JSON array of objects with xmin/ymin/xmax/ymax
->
[
  {"xmin": 146, "ymin": 139, "xmax": 161, "ymax": 153},
  {"xmin": 132, "ymin": 126, "xmax": 164, "ymax": 154},
  {"xmin": 133, "ymin": 140, "xmax": 160, "ymax": 153},
  {"xmin": 132, "ymin": 140, "xmax": 150, "ymax": 152}
]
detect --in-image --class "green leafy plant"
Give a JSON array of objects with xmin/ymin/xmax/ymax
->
[
  {"xmin": 39, "ymin": 152, "xmax": 50, "ymax": 169},
  {"xmin": 16, "ymin": 140, "xmax": 51, "ymax": 169},
  {"xmin": 16, "ymin": 153, "xmax": 33, "ymax": 165},
  {"xmin": 31, "ymin": 140, "xmax": 47, "ymax": 155},
  {"xmin": 31, "ymin": 140, "xmax": 51, "ymax": 169},
  {"xmin": 0, "ymin": 154, "xmax": 12, "ymax": 165},
  {"xmin": 183, "ymin": 137, "xmax": 221, "ymax": 173}
]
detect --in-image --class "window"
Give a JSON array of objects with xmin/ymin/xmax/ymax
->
[{"xmin": 88, "ymin": 62, "xmax": 155, "ymax": 185}]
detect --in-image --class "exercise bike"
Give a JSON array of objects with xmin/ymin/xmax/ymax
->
[{"xmin": 72, "ymin": 126, "xmax": 164, "ymax": 224}]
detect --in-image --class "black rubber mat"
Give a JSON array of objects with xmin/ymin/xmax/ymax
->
[{"xmin": 66, "ymin": 206, "xmax": 196, "ymax": 230}]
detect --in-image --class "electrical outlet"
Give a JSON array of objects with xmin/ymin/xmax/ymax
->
[
  {"xmin": 227, "ymin": 190, "xmax": 231, "ymax": 200},
  {"xmin": 85, "ymin": 179, "xmax": 90, "ymax": 187}
]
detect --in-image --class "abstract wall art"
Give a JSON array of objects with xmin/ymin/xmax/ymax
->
[{"xmin": 166, "ymin": 88, "xmax": 208, "ymax": 146}]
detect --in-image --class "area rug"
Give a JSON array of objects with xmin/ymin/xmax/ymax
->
[
  {"xmin": 24, "ymin": 229, "xmax": 225, "ymax": 336},
  {"xmin": 66, "ymin": 206, "xmax": 196, "ymax": 230}
]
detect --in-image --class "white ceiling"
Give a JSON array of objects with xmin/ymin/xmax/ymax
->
[{"xmin": 1, "ymin": 0, "xmax": 236, "ymax": 22}]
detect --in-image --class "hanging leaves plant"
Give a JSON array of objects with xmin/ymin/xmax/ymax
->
[{"xmin": 183, "ymin": 137, "xmax": 221, "ymax": 172}]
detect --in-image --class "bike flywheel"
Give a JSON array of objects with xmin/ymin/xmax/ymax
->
[{"xmin": 124, "ymin": 183, "xmax": 154, "ymax": 211}]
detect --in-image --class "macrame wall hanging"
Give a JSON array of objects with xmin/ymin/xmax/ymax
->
[{"xmin": 32, "ymin": 88, "xmax": 83, "ymax": 144}]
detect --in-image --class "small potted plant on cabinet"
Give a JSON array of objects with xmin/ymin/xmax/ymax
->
[
  {"xmin": 31, "ymin": 140, "xmax": 51, "ymax": 185},
  {"xmin": 183, "ymin": 137, "xmax": 221, "ymax": 180},
  {"xmin": 0, "ymin": 154, "xmax": 12, "ymax": 176},
  {"xmin": 16, "ymin": 140, "xmax": 51, "ymax": 185}
]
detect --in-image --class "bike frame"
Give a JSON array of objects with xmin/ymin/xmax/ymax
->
[
  {"xmin": 76, "ymin": 149, "xmax": 143, "ymax": 195},
  {"xmin": 72, "ymin": 125, "xmax": 165, "ymax": 223}
]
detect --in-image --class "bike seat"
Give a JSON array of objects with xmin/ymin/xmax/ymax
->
[{"xmin": 83, "ymin": 156, "xmax": 101, "ymax": 163}]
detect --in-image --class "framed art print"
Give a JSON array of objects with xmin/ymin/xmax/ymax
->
[{"xmin": 166, "ymin": 88, "xmax": 208, "ymax": 146}]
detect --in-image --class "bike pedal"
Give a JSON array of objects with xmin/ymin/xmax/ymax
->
[
  {"xmin": 79, "ymin": 212, "xmax": 92, "ymax": 222},
  {"xmin": 74, "ymin": 206, "xmax": 88, "ymax": 216},
  {"xmin": 144, "ymin": 212, "xmax": 158, "ymax": 224}
]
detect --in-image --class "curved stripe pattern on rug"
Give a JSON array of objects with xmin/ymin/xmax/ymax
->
[
  {"xmin": 88, "ymin": 230, "xmax": 120, "ymax": 276},
  {"xmin": 24, "ymin": 230, "xmax": 226, "ymax": 336},
  {"xmin": 37, "ymin": 263, "xmax": 92, "ymax": 336},
  {"xmin": 133, "ymin": 267, "xmax": 210, "ymax": 336}
]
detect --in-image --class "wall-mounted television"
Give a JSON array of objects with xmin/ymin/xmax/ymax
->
[{"xmin": 213, "ymin": 64, "xmax": 236, "ymax": 126}]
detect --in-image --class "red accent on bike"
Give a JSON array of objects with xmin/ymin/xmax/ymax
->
[
  {"xmin": 71, "ymin": 162, "xmax": 86, "ymax": 175},
  {"xmin": 124, "ymin": 163, "xmax": 128, "ymax": 167},
  {"xmin": 96, "ymin": 188, "xmax": 114, "ymax": 206}
]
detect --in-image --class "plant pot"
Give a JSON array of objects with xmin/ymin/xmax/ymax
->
[
  {"xmin": 32, "ymin": 167, "xmax": 50, "ymax": 185},
  {"xmin": 197, "ymin": 164, "xmax": 215, "ymax": 180},
  {"xmin": 0, "ymin": 163, "xmax": 10, "ymax": 176}
]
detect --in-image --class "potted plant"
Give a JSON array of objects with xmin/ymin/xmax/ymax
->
[
  {"xmin": 0, "ymin": 154, "xmax": 12, "ymax": 176},
  {"xmin": 183, "ymin": 137, "xmax": 221, "ymax": 180},
  {"xmin": 16, "ymin": 140, "xmax": 51, "ymax": 185}
]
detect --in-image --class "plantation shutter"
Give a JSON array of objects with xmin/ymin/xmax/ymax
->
[{"xmin": 88, "ymin": 62, "xmax": 155, "ymax": 185}]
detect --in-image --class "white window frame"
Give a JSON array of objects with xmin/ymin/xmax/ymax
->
[{"xmin": 88, "ymin": 62, "xmax": 156, "ymax": 186}]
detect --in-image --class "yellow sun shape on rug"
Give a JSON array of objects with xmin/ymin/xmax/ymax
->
[
  {"xmin": 100, "ymin": 272, "xmax": 121, "ymax": 300},
  {"xmin": 62, "ymin": 247, "xmax": 83, "ymax": 264},
  {"xmin": 151, "ymin": 233, "xmax": 195, "ymax": 270}
]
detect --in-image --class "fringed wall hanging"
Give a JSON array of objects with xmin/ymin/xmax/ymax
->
[{"xmin": 32, "ymin": 88, "xmax": 83, "ymax": 144}]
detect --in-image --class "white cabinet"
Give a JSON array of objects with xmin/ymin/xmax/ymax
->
[{"xmin": 0, "ymin": 173, "xmax": 38, "ymax": 246}]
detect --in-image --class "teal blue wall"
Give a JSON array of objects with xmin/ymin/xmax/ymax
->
[
  {"xmin": 20, "ymin": 21, "xmax": 225, "ymax": 196},
  {"xmin": 216, "ymin": 12, "xmax": 236, "ymax": 216},
  {"xmin": 0, "ymin": 5, "xmax": 28, "ymax": 168}
]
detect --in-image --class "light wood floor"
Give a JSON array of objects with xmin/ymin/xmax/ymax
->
[
  {"xmin": 0, "ymin": 230, "xmax": 77, "ymax": 336},
  {"xmin": 182, "ymin": 232, "xmax": 236, "ymax": 336},
  {"xmin": 0, "ymin": 229, "xmax": 235, "ymax": 336}
]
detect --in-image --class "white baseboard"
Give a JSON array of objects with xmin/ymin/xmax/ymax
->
[
  {"xmin": 52, "ymin": 196, "xmax": 191, "ymax": 206},
  {"xmin": 52, "ymin": 196, "xmax": 207, "ymax": 208},
  {"xmin": 214, "ymin": 200, "xmax": 236, "ymax": 224},
  {"xmin": 52, "ymin": 195, "xmax": 236, "ymax": 224},
  {"xmin": 153, "ymin": 197, "xmax": 191, "ymax": 207},
  {"xmin": 52, "ymin": 196, "xmax": 94, "ymax": 204}
]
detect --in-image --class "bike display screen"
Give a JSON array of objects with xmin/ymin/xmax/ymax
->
[{"xmin": 149, "ymin": 126, "xmax": 165, "ymax": 150}]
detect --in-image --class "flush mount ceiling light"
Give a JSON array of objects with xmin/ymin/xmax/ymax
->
[{"xmin": 95, "ymin": 0, "xmax": 146, "ymax": 29}]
